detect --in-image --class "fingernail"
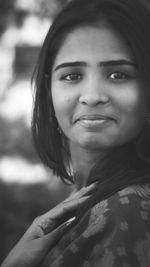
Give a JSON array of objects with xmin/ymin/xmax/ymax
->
[
  {"xmin": 90, "ymin": 181, "xmax": 99, "ymax": 187},
  {"xmin": 65, "ymin": 216, "xmax": 76, "ymax": 226},
  {"xmin": 56, "ymin": 217, "xmax": 77, "ymax": 233}
]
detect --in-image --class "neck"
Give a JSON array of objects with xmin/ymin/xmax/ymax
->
[{"xmin": 69, "ymin": 143, "xmax": 110, "ymax": 190}]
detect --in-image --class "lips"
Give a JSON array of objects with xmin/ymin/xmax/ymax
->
[{"xmin": 74, "ymin": 114, "xmax": 114, "ymax": 123}]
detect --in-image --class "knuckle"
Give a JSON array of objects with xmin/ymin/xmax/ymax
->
[
  {"xmin": 80, "ymin": 187, "xmax": 87, "ymax": 195},
  {"xmin": 33, "ymin": 216, "xmax": 42, "ymax": 225},
  {"xmin": 62, "ymin": 202, "xmax": 73, "ymax": 213},
  {"xmin": 33, "ymin": 215, "xmax": 56, "ymax": 235}
]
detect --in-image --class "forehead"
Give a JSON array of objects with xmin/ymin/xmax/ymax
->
[{"xmin": 53, "ymin": 24, "xmax": 133, "ymax": 66}]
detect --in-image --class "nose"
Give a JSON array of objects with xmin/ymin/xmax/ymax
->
[{"xmin": 79, "ymin": 79, "xmax": 110, "ymax": 106}]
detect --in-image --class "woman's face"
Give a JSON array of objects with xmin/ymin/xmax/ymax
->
[{"xmin": 51, "ymin": 24, "xmax": 148, "ymax": 152}]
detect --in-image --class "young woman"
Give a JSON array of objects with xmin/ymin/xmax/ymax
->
[{"xmin": 2, "ymin": 0, "xmax": 150, "ymax": 266}]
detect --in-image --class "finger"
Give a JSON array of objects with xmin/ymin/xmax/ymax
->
[
  {"xmin": 20, "ymin": 182, "xmax": 98, "ymax": 242},
  {"xmin": 20, "ymin": 195, "xmax": 89, "ymax": 241},
  {"xmin": 21, "ymin": 217, "xmax": 76, "ymax": 266},
  {"xmin": 34, "ymin": 182, "xmax": 98, "ymax": 236},
  {"xmin": 1, "ymin": 217, "xmax": 76, "ymax": 267},
  {"xmin": 67, "ymin": 181, "xmax": 98, "ymax": 200},
  {"xmin": 33, "ymin": 216, "xmax": 76, "ymax": 253},
  {"xmin": 41, "ymin": 194, "xmax": 90, "ymax": 222}
]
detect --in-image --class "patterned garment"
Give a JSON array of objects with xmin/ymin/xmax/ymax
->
[{"xmin": 43, "ymin": 184, "xmax": 150, "ymax": 267}]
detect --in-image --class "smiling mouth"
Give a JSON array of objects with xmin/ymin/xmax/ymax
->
[
  {"xmin": 75, "ymin": 114, "xmax": 114, "ymax": 122},
  {"xmin": 74, "ymin": 114, "xmax": 114, "ymax": 128}
]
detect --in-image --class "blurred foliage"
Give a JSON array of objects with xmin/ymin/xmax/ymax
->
[
  {"xmin": 0, "ymin": 0, "xmax": 15, "ymax": 14},
  {"xmin": 0, "ymin": 0, "xmax": 71, "ymax": 34},
  {"xmin": 0, "ymin": 115, "xmax": 39, "ymax": 162},
  {"xmin": 38, "ymin": 0, "xmax": 71, "ymax": 19},
  {"xmin": 0, "ymin": 0, "xmax": 16, "ymax": 34},
  {"xmin": 0, "ymin": 0, "xmax": 150, "ymax": 35},
  {"xmin": 0, "ymin": 179, "xmax": 71, "ymax": 264}
]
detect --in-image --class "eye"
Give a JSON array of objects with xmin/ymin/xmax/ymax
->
[
  {"xmin": 108, "ymin": 72, "xmax": 130, "ymax": 81},
  {"xmin": 61, "ymin": 73, "xmax": 82, "ymax": 82}
]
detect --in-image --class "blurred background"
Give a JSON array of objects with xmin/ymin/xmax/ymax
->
[{"xmin": 0, "ymin": 0, "xmax": 72, "ymax": 263}]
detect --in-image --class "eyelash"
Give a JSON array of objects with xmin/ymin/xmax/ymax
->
[
  {"xmin": 60, "ymin": 73, "xmax": 82, "ymax": 82},
  {"xmin": 108, "ymin": 71, "xmax": 132, "ymax": 82},
  {"xmin": 59, "ymin": 71, "xmax": 132, "ymax": 83}
]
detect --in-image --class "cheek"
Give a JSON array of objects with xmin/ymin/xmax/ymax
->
[
  {"xmin": 115, "ymin": 87, "xmax": 148, "ymax": 141},
  {"xmin": 51, "ymin": 86, "xmax": 74, "ymax": 125},
  {"xmin": 115, "ymin": 85, "xmax": 147, "ymax": 117}
]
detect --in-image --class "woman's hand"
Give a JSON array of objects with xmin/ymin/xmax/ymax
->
[{"xmin": 1, "ymin": 182, "xmax": 97, "ymax": 267}]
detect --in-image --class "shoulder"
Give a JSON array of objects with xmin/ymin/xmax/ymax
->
[
  {"xmin": 79, "ymin": 185, "xmax": 150, "ymax": 266},
  {"xmin": 87, "ymin": 184, "xmax": 150, "ymax": 249},
  {"xmin": 89, "ymin": 184, "xmax": 150, "ymax": 266},
  {"xmin": 87, "ymin": 184, "xmax": 150, "ymax": 234},
  {"xmin": 108, "ymin": 183, "xmax": 150, "ymax": 216},
  {"xmin": 118, "ymin": 183, "xmax": 150, "ymax": 200},
  {"xmin": 106, "ymin": 184, "xmax": 150, "ymax": 228}
]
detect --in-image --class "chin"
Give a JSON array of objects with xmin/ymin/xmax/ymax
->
[{"xmin": 75, "ymin": 136, "xmax": 111, "ymax": 151}]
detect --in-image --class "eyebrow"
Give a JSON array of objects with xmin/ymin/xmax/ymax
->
[
  {"xmin": 54, "ymin": 59, "xmax": 136, "ymax": 71},
  {"xmin": 54, "ymin": 61, "xmax": 86, "ymax": 71},
  {"xmin": 100, "ymin": 59, "xmax": 136, "ymax": 68}
]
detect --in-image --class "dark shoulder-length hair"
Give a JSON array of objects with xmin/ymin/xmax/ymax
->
[{"xmin": 32, "ymin": 0, "xmax": 150, "ymax": 185}]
